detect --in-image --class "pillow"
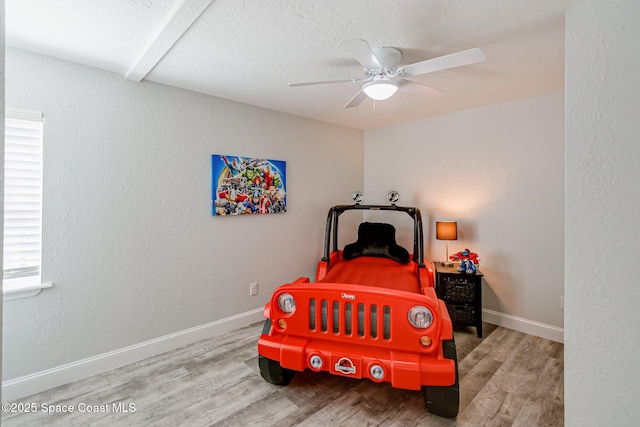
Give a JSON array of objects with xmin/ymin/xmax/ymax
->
[{"xmin": 343, "ymin": 222, "xmax": 410, "ymax": 264}]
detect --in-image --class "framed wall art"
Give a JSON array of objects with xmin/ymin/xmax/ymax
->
[{"xmin": 212, "ymin": 154, "xmax": 286, "ymax": 216}]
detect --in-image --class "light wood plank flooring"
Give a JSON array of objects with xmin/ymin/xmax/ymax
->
[{"xmin": 2, "ymin": 322, "xmax": 563, "ymax": 426}]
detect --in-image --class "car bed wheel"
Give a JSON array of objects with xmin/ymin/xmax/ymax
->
[
  {"xmin": 258, "ymin": 355, "xmax": 295, "ymax": 385},
  {"xmin": 422, "ymin": 339, "xmax": 459, "ymax": 417}
]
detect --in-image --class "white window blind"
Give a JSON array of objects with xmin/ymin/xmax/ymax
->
[{"xmin": 3, "ymin": 109, "xmax": 44, "ymax": 286}]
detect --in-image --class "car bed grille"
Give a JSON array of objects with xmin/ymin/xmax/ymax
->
[{"xmin": 308, "ymin": 298, "xmax": 391, "ymax": 340}]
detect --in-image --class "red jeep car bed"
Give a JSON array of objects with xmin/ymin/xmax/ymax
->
[{"xmin": 257, "ymin": 193, "xmax": 459, "ymax": 417}]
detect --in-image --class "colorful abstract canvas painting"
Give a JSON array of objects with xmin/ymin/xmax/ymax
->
[{"xmin": 212, "ymin": 154, "xmax": 286, "ymax": 216}]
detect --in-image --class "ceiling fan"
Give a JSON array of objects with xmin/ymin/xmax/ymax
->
[{"xmin": 289, "ymin": 39, "xmax": 486, "ymax": 108}]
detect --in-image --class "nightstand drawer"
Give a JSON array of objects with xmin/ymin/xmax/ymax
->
[
  {"xmin": 448, "ymin": 305, "xmax": 476, "ymax": 325},
  {"xmin": 441, "ymin": 278, "xmax": 476, "ymax": 303}
]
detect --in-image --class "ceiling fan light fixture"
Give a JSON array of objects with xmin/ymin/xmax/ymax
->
[{"xmin": 362, "ymin": 80, "xmax": 398, "ymax": 101}]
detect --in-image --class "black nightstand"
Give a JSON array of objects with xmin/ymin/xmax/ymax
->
[{"xmin": 434, "ymin": 263, "xmax": 483, "ymax": 338}]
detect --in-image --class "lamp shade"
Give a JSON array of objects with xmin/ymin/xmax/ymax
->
[{"xmin": 436, "ymin": 221, "xmax": 458, "ymax": 241}]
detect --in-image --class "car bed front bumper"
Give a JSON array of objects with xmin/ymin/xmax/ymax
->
[{"xmin": 258, "ymin": 333, "xmax": 455, "ymax": 390}]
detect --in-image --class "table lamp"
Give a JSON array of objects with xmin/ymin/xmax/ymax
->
[{"xmin": 436, "ymin": 221, "xmax": 458, "ymax": 266}]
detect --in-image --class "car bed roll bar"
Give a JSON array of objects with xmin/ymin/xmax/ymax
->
[{"xmin": 322, "ymin": 204, "xmax": 425, "ymax": 268}]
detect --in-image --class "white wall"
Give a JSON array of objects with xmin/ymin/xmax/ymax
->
[
  {"xmin": 565, "ymin": 0, "xmax": 640, "ymax": 424},
  {"xmin": 1, "ymin": 0, "xmax": 6, "ymax": 404},
  {"xmin": 365, "ymin": 93, "xmax": 565, "ymax": 339},
  {"xmin": 3, "ymin": 48, "xmax": 363, "ymax": 387}
]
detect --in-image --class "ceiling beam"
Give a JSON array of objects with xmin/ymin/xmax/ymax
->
[{"xmin": 125, "ymin": 0, "xmax": 215, "ymax": 82}]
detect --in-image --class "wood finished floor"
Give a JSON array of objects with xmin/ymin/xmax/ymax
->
[{"xmin": 2, "ymin": 322, "xmax": 563, "ymax": 426}]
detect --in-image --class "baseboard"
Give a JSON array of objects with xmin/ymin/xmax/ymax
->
[
  {"xmin": 482, "ymin": 308, "xmax": 564, "ymax": 343},
  {"xmin": 2, "ymin": 308, "xmax": 265, "ymax": 402}
]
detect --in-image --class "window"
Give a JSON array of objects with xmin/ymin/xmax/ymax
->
[{"xmin": 3, "ymin": 108, "xmax": 51, "ymax": 300}]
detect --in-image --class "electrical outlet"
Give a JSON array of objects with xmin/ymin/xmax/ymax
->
[{"xmin": 250, "ymin": 282, "xmax": 258, "ymax": 296}]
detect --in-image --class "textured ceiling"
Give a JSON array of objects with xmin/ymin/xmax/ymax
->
[{"xmin": 6, "ymin": 0, "xmax": 583, "ymax": 130}]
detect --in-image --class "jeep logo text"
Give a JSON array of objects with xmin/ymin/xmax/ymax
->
[{"xmin": 341, "ymin": 292, "xmax": 356, "ymax": 300}]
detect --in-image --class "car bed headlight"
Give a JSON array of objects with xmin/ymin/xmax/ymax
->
[
  {"xmin": 278, "ymin": 293, "xmax": 296, "ymax": 314},
  {"xmin": 408, "ymin": 305, "xmax": 433, "ymax": 329}
]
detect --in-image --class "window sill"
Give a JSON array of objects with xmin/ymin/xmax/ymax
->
[{"xmin": 3, "ymin": 279, "xmax": 53, "ymax": 301}]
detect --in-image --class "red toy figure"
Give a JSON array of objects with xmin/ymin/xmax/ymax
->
[{"xmin": 449, "ymin": 249, "xmax": 479, "ymax": 274}]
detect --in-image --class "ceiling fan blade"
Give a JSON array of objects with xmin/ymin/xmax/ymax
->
[
  {"xmin": 288, "ymin": 78, "xmax": 357, "ymax": 87},
  {"xmin": 397, "ymin": 78, "xmax": 447, "ymax": 95},
  {"xmin": 398, "ymin": 48, "xmax": 485, "ymax": 77},
  {"xmin": 344, "ymin": 90, "xmax": 368, "ymax": 109},
  {"xmin": 342, "ymin": 39, "xmax": 381, "ymax": 70}
]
